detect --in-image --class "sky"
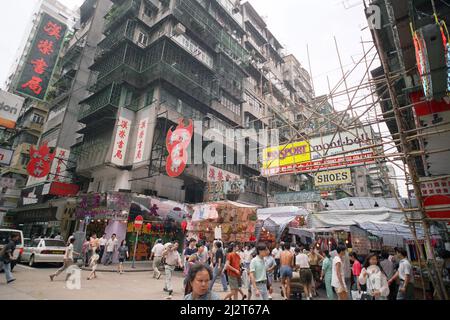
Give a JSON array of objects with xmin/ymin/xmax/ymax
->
[{"xmin": 0, "ymin": 0, "xmax": 407, "ymax": 197}]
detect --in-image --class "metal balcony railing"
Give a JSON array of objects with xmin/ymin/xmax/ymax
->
[{"xmin": 103, "ymin": 0, "xmax": 139, "ymax": 33}]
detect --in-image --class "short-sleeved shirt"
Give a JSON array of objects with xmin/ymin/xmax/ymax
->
[
  {"xmin": 118, "ymin": 246, "xmax": 128, "ymax": 259},
  {"xmin": 331, "ymin": 255, "xmax": 346, "ymax": 289},
  {"xmin": 250, "ymin": 255, "xmax": 267, "ymax": 282},
  {"xmin": 398, "ymin": 258, "xmax": 414, "ymax": 283},
  {"xmin": 226, "ymin": 252, "xmax": 241, "ymax": 278},
  {"xmin": 272, "ymin": 248, "xmax": 281, "ymax": 259},
  {"xmin": 184, "ymin": 291, "xmax": 221, "ymax": 300},
  {"xmin": 64, "ymin": 244, "xmax": 74, "ymax": 260},
  {"xmin": 296, "ymin": 253, "xmax": 310, "ymax": 268},
  {"xmin": 214, "ymin": 248, "xmax": 225, "ymax": 267},
  {"xmin": 184, "ymin": 247, "xmax": 198, "ymax": 258},
  {"xmin": 265, "ymin": 255, "xmax": 276, "ymax": 275},
  {"xmin": 352, "ymin": 259, "xmax": 362, "ymax": 276},
  {"xmin": 151, "ymin": 243, "xmax": 165, "ymax": 257}
]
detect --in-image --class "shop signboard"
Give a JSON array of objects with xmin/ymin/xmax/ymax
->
[
  {"xmin": 0, "ymin": 147, "xmax": 14, "ymax": 166},
  {"xmin": 420, "ymin": 178, "xmax": 450, "ymax": 219},
  {"xmin": 111, "ymin": 116, "xmax": 132, "ymax": 166},
  {"xmin": 49, "ymin": 181, "xmax": 79, "ymax": 196},
  {"xmin": 262, "ymin": 126, "xmax": 375, "ymax": 176},
  {"xmin": 0, "ymin": 177, "xmax": 16, "ymax": 188},
  {"xmin": 273, "ymin": 191, "xmax": 321, "ymax": 205},
  {"xmin": 314, "ymin": 168, "xmax": 352, "ymax": 187},
  {"xmin": 15, "ymin": 13, "xmax": 67, "ymax": 101},
  {"xmin": 0, "ymin": 89, "xmax": 25, "ymax": 129},
  {"xmin": 107, "ymin": 192, "xmax": 132, "ymax": 211}
]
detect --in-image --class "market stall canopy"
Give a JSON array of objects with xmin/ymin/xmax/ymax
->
[
  {"xmin": 355, "ymin": 221, "xmax": 424, "ymax": 247},
  {"xmin": 257, "ymin": 206, "xmax": 309, "ymax": 220},
  {"xmin": 321, "ymin": 197, "xmax": 403, "ymax": 210},
  {"xmin": 309, "ymin": 207, "xmax": 406, "ymax": 228},
  {"xmin": 289, "ymin": 226, "xmax": 351, "ymax": 238}
]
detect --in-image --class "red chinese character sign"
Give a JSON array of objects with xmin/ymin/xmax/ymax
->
[
  {"xmin": 166, "ymin": 119, "xmax": 193, "ymax": 178},
  {"xmin": 133, "ymin": 117, "xmax": 149, "ymax": 163},
  {"xmin": 27, "ymin": 143, "xmax": 55, "ymax": 178},
  {"xmin": 15, "ymin": 13, "xmax": 67, "ymax": 101},
  {"xmin": 111, "ymin": 116, "xmax": 132, "ymax": 166}
]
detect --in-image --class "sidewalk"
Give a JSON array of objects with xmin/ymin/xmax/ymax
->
[{"xmin": 80, "ymin": 261, "xmax": 157, "ymax": 272}]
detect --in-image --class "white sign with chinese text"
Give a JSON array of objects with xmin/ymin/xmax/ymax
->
[
  {"xmin": 111, "ymin": 116, "xmax": 132, "ymax": 166},
  {"xmin": 133, "ymin": 117, "xmax": 149, "ymax": 164},
  {"xmin": 49, "ymin": 148, "xmax": 70, "ymax": 182},
  {"xmin": 206, "ymin": 165, "xmax": 240, "ymax": 182}
]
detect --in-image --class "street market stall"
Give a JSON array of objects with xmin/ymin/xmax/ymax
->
[
  {"xmin": 257, "ymin": 206, "xmax": 309, "ymax": 245},
  {"xmin": 186, "ymin": 201, "xmax": 258, "ymax": 244}
]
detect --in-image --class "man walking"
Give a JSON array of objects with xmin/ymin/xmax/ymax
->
[
  {"xmin": 0, "ymin": 233, "xmax": 20, "ymax": 284},
  {"xmin": 99, "ymin": 234, "xmax": 107, "ymax": 262},
  {"xmin": 208, "ymin": 241, "xmax": 228, "ymax": 292},
  {"xmin": 150, "ymin": 239, "xmax": 164, "ymax": 279},
  {"xmin": 104, "ymin": 234, "xmax": 118, "ymax": 265},
  {"xmin": 50, "ymin": 237, "xmax": 78, "ymax": 281},
  {"xmin": 249, "ymin": 243, "xmax": 270, "ymax": 300},
  {"xmin": 271, "ymin": 243, "xmax": 282, "ymax": 281},
  {"xmin": 388, "ymin": 247, "xmax": 415, "ymax": 300},
  {"xmin": 279, "ymin": 243, "xmax": 294, "ymax": 300},
  {"xmin": 163, "ymin": 241, "xmax": 183, "ymax": 299},
  {"xmin": 224, "ymin": 243, "xmax": 241, "ymax": 300}
]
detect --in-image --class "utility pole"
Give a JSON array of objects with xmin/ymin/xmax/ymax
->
[{"xmin": 368, "ymin": 8, "xmax": 448, "ymax": 300}]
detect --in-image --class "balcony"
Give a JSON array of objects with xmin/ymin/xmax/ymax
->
[
  {"xmin": 244, "ymin": 34, "xmax": 265, "ymax": 60},
  {"xmin": 96, "ymin": 20, "xmax": 135, "ymax": 60},
  {"xmin": 103, "ymin": 0, "xmax": 140, "ymax": 33},
  {"xmin": 78, "ymin": 83, "xmax": 122, "ymax": 123},
  {"xmin": 212, "ymin": 0, "xmax": 245, "ymax": 31}
]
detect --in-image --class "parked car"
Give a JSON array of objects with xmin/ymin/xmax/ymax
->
[{"xmin": 21, "ymin": 238, "xmax": 66, "ymax": 267}]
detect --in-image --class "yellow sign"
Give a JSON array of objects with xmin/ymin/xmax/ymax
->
[
  {"xmin": 314, "ymin": 168, "xmax": 352, "ymax": 187},
  {"xmin": 262, "ymin": 141, "xmax": 311, "ymax": 169}
]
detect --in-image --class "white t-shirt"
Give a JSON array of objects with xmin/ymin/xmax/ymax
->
[
  {"xmin": 106, "ymin": 238, "xmax": 118, "ymax": 252},
  {"xmin": 151, "ymin": 243, "xmax": 165, "ymax": 257},
  {"xmin": 64, "ymin": 244, "xmax": 74, "ymax": 260},
  {"xmin": 272, "ymin": 248, "xmax": 281, "ymax": 259},
  {"xmin": 398, "ymin": 258, "xmax": 414, "ymax": 283},
  {"xmin": 331, "ymin": 255, "xmax": 346, "ymax": 289},
  {"xmin": 295, "ymin": 253, "xmax": 310, "ymax": 268},
  {"xmin": 214, "ymin": 226, "xmax": 222, "ymax": 240},
  {"xmin": 99, "ymin": 237, "xmax": 107, "ymax": 246},
  {"xmin": 243, "ymin": 249, "xmax": 253, "ymax": 263}
]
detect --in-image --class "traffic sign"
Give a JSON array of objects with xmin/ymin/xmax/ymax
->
[{"xmin": 134, "ymin": 215, "xmax": 143, "ymax": 229}]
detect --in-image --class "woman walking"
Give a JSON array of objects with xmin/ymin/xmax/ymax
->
[
  {"xmin": 320, "ymin": 250, "xmax": 335, "ymax": 300},
  {"xmin": 87, "ymin": 248, "xmax": 100, "ymax": 280},
  {"xmin": 359, "ymin": 253, "xmax": 390, "ymax": 300},
  {"xmin": 117, "ymin": 240, "xmax": 129, "ymax": 274}
]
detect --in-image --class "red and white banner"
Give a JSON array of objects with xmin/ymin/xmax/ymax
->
[
  {"xmin": 111, "ymin": 116, "xmax": 132, "ymax": 166},
  {"xmin": 49, "ymin": 181, "xmax": 79, "ymax": 196},
  {"xmin": 133, "ymin": 117, "xmax": 149, "ymax": 164},
  {"xmin": 421, "ymin": 178, "xmax": 450, "ymax": 219}
]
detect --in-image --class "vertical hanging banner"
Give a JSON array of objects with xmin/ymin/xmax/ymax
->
[
  {"xmin": 15, "ymin": 13, "xmax": 67, "ymax": 101},
  {"xmin": 49, "ymin": 148, "xmax": 70, "ymax": 182},
  {"xmin": 111, "ymin": 116, "xmax": 132, "ymax": 166},
  {"xmin": 133, "ymin": 117, "xmax": 149, "ymax": 163},
  {"xmin": 166, "ymin": 119, "xmax": 193, "ymax": 178}
]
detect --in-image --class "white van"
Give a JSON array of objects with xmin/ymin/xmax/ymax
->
[{"xmin": 0, "ymin": 229, "xmax": 25, "ymax": 271}]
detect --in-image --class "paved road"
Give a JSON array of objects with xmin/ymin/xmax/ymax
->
[{"xmin": 0, "ymin": 263, "xmax": 327, "ymax": 300}]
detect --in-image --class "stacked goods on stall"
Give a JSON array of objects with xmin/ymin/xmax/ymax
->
[
  {"xmin": 127, "ymin": 196, "xmax": 188, "ymax": 260},
  {"xmin": 187, "ymin": 201, "xmax": 258, "ymax": 244}
]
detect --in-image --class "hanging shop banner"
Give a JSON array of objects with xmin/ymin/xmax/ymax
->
[
  {"xmin": 273, "ymin": 191, "xmax": 321, "ymax": 205},
  {"xmin": 49, "ymin": 147, "xmax": 70, "ymax": 182},
  {"xmin": 49, "ymin": 181, "xmax": 79, "ymax": 196},
  {"xmin": 111, "ymin": 116, "xmax": 132, "ymax": 166},
  {"xmin": 262, "ymin": 126, "xmax": 375, "ymax": 176},
  {"xmin": 0, "ymin": 89, "xmax": 25, "ymax": 129},
  {"xmin": 166, "ymin": 119, "xmax": 193, "ymax": 177},
  {"xmin": 15, "ymin": 13, "xmax": 67, "ymax": 101},
  {"xmin": 0, "ymin": 147, "xmax": 14, "ymax": 166},
  {"xmin": 420, "ymin": 178, "xmax": 450, "ymax": 219},
  {"xmin": 262, "ymin": 141, "xmax": 311, "ymax": 170},
  {"xmin": 207, "ymin": 165, "xmax": 240, "ymax": 182},
  {"xmin": 314, "ymin": 168, "xmax": 352, "ymax": 187},
  {"xmin": 410, "ymin": 92, "xmax": 450, "ymax": 176},
  {"xmin": 26, "ymin": 143, "xmax": 55, "ymax": 178},
  {"xmin": 133, "ymin": 117, "xmax": 149, "ymax": 164},
  {"xmin": 107, "ymin": 192, "xmax": 132, "ymax": 212}
]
